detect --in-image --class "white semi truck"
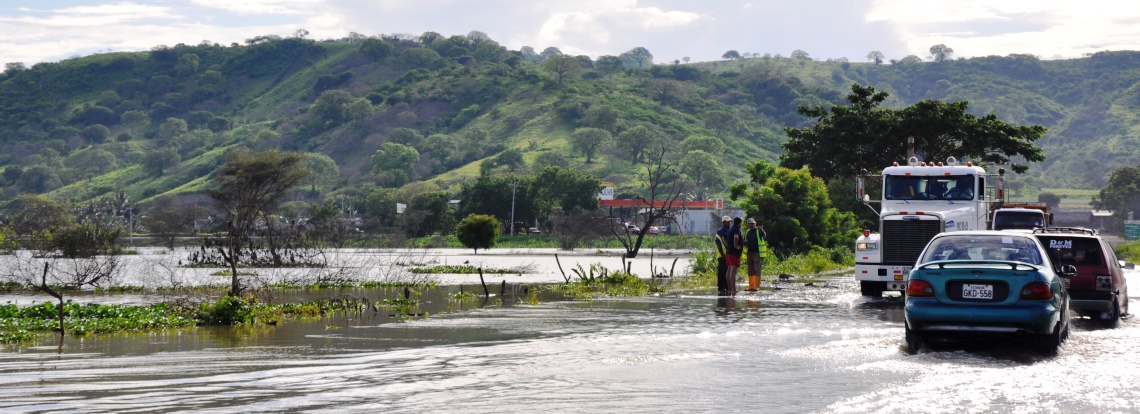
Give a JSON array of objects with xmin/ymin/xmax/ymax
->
[{"xmin": 854, "ymin": 157, "xmax": 1005, "ymax": 297}]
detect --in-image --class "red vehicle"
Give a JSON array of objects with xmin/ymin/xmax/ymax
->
[{"xmin": 1034, "ymin": 227, "xmax": 1130, "ymax": 327}]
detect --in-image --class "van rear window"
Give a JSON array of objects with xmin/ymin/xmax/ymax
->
[{"xmin": 1040, "ymin": 237, "xmax": 1102, "ymax": 267}]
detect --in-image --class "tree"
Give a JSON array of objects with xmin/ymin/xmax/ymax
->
[
  {"xmin": 175, "ymin": 53, "xmax": 200, "ymax": 77},
  {"xmin": 730, "ymin": 160, "xmax": 860, "ymax": 256},
  {"xmin": 303, "ymin": 153, "xmax": 339, "ymax": 192},
  {"xmin": 682, "ymin": 56, "xmax": 690, "ymax": 63},
  {"xmin": 1038, "ymin": 192, "xmax": 1061, "ymax": 211},
  {"xmin": 401, "ymin": 191, "xmax": 455, "ymax": 238},
  {"xmin": 722, "ymin": 50, "xmax": 742, "ymax": 60},
  {"xmin": 371, "ymin": 142, "xmax": 420, "ymax": 187},
  {"xmin": 157, "ymin": 117, "xmax": 189, "ymax": 145},
  {"xmin": 456, "ymin": 214, "xmax": 500, "ymax": 253},
  {"xmin": 144, "ymin": 147, "xmax": 181, "ymax": 176},
  {"xmin": 595, "ymin": 55, "xmax": 623, "ymax": 75},
  {"xmin": 703, "ymin": 109, "xmax": 738, "ymax": 137},
  {"xmin": 569, "ymin": 127, "xmax": 611, "ymax": 163},
  {"xmin": 16, "ymin": 165, "xmax": 61, "ymax": 193},
  {"xmin": 66, "ymin": 147, "xmax": 119, "ymax": 177},
  {"xmin": 309, "ymin": 89, "xmax": 355, "ymax": 126},
  {"xmin": 1092, "ymin": 164, "xmax": 1140, "ymax": 231},
  {"xmin": 143, "ymin": 196, "xmax": 208, "ymax": 249},
  {"xmin": 388, "ymin": 127, "xmax": 424, "ymax": 147},
  {"xmin": 781, "ymin": 84, "xmax": 1046, "ymax": 180},
  {"xmin": 620, "ymin": 47, "xmax": 654, "ymax": 68},
  {"xmin": 617, "ymin": 125, "xmax": 658, "ymax": 163},
  {"xmin": 539, "ymin": 46, "xmax": 563, "ymax": 60},
  {"xmin": 208, "ymin": 149, "xmax": 311, "ymax": 296},
  {"xmin": 80, "ymin": 124, "xmax": 110, "ymax": 144},
  {"xmin": 866, "ymin": 50, "xmax": 885, "ymax": 64},
  {"xmin": 359, "ymin": 38, "xmax": 394, "ymax": 61},
  {"xmin": 679, "ymin": 134, "xmax": 725, "ymax": 156},
  {"xmin": 898, "ymin": 55, "xmax": 923, "ymax": 65},
  {"xmin": 581, "ymin": 104, "xmax": 619, "ymax": 132},
  {"xmin": 929, "ymin": 44, "xmax": 954, "ymax": 62},
  {"xmin": 679, "ymin": 150, "xmax": 725, "ymax": 197},
  {"xmin": 121, "ymin": 110, "xmax": 149, "ymax": 134},
  {"xmin": 542, "ymin": 54, "xmax": 581, "ymax": 85},
  {"xmin": 532, "ymin": 166, "xmax": 602, "ymax": 215},
  {"xmin": 607, "ymin": 144, "xmax": 686, "ymax": 258},
  {"xmin": 493, "ymin": 148, "xmax": 526, "ymax": 173},
  {"xmin": 791, "ymin": 50, "xmax": 811, "ymax": 60}
]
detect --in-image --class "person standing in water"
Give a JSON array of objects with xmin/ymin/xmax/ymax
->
[
  {"xmin": 744, "ymin": 218, "xmax": 767, "ymax": 291},
  {"xmin": 725, "ymin": 216, "xmax": 744, "ymax": 295},
  {"xmin": 714, "ymin": 216, "xmax": 732, "ymax": 295}
]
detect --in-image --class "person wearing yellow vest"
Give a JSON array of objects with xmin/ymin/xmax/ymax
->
[
  {"xmin": 714, "ymin": 216, "xmax": 731, "ymax": 295},
  {"xmin": 744, "ymin": 218, "xmax": 767, "ymax": 291}
]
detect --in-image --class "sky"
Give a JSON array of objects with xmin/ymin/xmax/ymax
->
[{"xmin": 4, "ymin": 0, "xmax": 1140, "ymax": 66}]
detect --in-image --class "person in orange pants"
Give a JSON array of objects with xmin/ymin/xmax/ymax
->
[{"xmin": 744, "ymin": 218, "xmax": 767, "ymax": 291}]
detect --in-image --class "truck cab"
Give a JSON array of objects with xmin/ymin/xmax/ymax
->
[{"xmin": 855, "ymin": 157, "xmax": 1000, "ymax": 297}]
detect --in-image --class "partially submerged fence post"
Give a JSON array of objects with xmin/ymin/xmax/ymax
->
[
  {"xmin": 670, "ymin": 258, "xmax": 678, "ymax": 278},
  {"xmin": 500, "ymin": 280, "xmax": 507, "ymax": 296},
  {"xmin": 478, "ymin": 268, "xmax": 489, "ymax": 297},
  {"xmin": 555, "ymin": 254, "xmax": 569, "ymax": 283}
]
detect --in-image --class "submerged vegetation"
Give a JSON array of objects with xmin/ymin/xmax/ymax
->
[{"xmin": 0, "ymin": 242, "xmax": 856, "ymax": 344}]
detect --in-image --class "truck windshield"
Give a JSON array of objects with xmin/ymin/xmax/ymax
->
[
  {"xmin": 885, "ymin": 175, "xmax": 974, "ymax": 200},
  {"xmin": 992, "ymin": 212, "xmax": 1045, "ymax": 230}
]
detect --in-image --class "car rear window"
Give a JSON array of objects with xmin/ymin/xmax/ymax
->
[
  {"xmin": 1039, "ymin": 237, "xmax": 1103, "ymax": 267},
  {"xmin": 920, "ymin": 234, "xmax": 1044, "ymax": 265}
]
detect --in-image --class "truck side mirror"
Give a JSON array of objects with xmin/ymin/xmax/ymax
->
[{"xmin": 1059, "ymin": 264, "xmax": 1077, "ymax": 277}]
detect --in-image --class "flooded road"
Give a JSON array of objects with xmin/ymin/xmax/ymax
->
[{"xmin": 2, "ymin": 271, "xmax": 1138, "ymax": 413}]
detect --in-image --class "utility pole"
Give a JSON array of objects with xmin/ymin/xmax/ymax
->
[{"xmin": 509, "ymin": 182, "xmax": 518, "ymax": 236}]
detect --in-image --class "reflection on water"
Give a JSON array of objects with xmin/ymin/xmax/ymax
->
[{"xmin": 2, "ymin": 273, "xmax": 1139, "ymax": 413}]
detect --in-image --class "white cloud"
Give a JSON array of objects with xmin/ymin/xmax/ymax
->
[
  {"xmin": 188, "ymin": 0, "xmax": 324, "ymax": 15},
  {"xmin": 868, "ymin": 0, "xmax": 1140, "ymax": 58},
  {"xmin": 2, "ymin": 2, "xmax": 179, "ymax": 27}
]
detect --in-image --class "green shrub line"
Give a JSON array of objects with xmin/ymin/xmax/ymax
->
[
  {"xmin": 0, "ymin": 294, "xmax": 425, "ymax": 343},
  {"xmin": 1117, "ymin": 240, "xmax": 1140, "ymax": 263},
  {"xmin": 407, "ymin": 265, "xmax": 524, "ymax": 274}
]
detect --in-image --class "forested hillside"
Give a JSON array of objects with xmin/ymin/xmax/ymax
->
[{"xmin": 1, "ymin": 31, "xmax": 1138, "ymax": 219}]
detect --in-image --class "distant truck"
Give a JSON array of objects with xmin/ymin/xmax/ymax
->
[{"xmin": 990, "ymin": 203, "xmax": 1052, "ymax": 231}]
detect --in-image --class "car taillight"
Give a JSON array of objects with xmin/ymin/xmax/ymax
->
[
  {"xmin": 1020, "ymin": 281, "xmax": 1053, "ymax": 300},
  {"xmin": 906, "ymin": 279, "xmax": 934, "ymax": 297}
]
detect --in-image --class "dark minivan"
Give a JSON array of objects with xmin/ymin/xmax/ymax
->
[{"xmin": 1034, "ymin": 227, "xmax": 1130, "ymax": 327}]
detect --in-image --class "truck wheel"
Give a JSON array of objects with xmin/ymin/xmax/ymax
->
[
  {"xmin": 904, "ymin": 322, "xmax": 922, "ymax": 354},
  {"xmin": 860, "ymin": 281, "xmax": 884, "ymax": 297}
]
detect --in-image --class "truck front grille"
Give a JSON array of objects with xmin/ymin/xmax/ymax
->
[{"xmin": 882, "ymin": 220, "xmax": 942, "ymax": 264}]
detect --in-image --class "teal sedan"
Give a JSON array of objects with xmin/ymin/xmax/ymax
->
[{"xmin": 904, "ymin": 231, "xmax": 1074, "ymax": 353}]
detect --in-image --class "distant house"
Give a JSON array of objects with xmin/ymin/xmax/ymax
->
[{"xmin": 1090, "ymin": 210, "xmax": 1113, "ymax": 230}]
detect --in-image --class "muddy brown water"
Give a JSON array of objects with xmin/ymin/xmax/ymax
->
[{"xmin": 1, "ymin": 250, "xmax": 1138, "ymax": 413}]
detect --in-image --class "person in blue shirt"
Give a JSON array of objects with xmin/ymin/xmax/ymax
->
[{"xmin": 714, "ymin": 216, "xmax": 732, "ymax": 295}]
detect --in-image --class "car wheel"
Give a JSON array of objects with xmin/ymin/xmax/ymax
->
[
  {"xmin": 1101, "ymin": 298, "xmax": 1122, "ymax": 328},
  {"xmin": 1040, "ymin": 320, "xmax": 1064, "ymax": 354},
  {"xmin": 904, "ymin": 322, "xmax": 923, "ymax": 354},
  {"xmin": 860, "ymin": 281, "xmax": 883, "ymax": 298}
]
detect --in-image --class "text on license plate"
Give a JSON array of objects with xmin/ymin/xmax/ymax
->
[{"xmin": 962, "ymin": 284, "xmax": 994, "ymax": 299}]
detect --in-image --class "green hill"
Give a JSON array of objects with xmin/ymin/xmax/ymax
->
[{"xmin": 0, "ymin": 34, "xmax": 1137, "ymax": 213}]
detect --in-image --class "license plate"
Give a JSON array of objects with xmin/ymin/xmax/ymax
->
[{"xmin": 962, "ymin": 284, "xmax": 994, "ymax": 299}]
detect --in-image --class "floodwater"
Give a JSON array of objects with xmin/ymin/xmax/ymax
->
[{"xmin": 1, "ymin": 250, "xmax": 1139, "ymax": 413}]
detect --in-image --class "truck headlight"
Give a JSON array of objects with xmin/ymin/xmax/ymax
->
[{"xmin": 857, "ymin": 242, "xmax": 877, "ymax": 251}]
